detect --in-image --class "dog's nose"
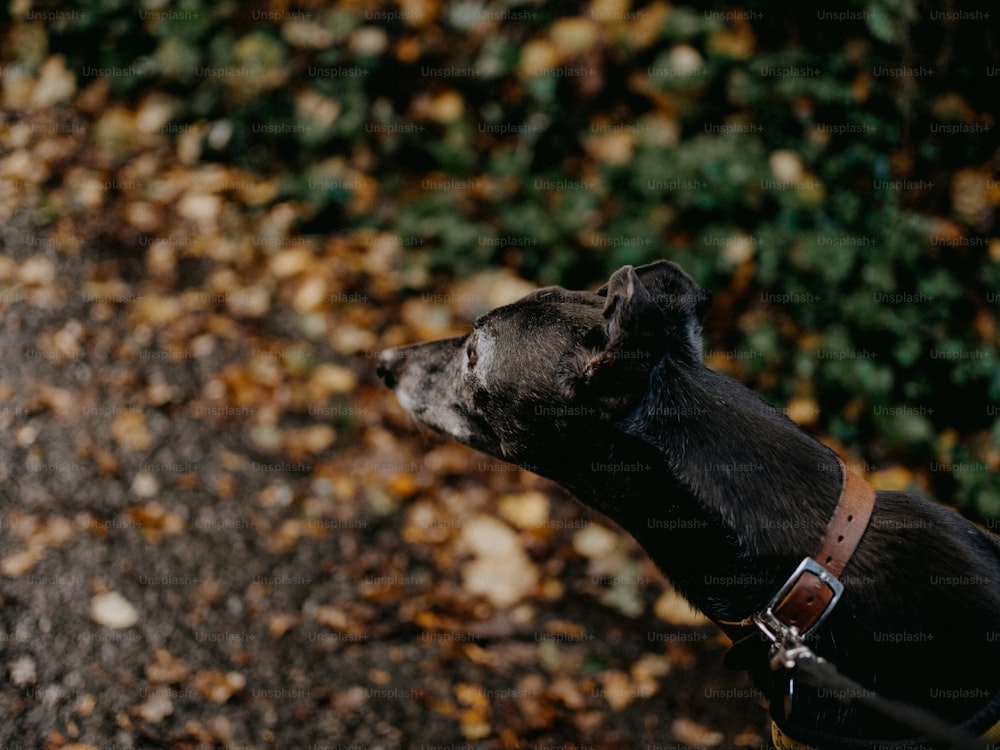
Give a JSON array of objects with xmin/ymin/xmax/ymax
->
[{"xmin": 376, "ymin": 349, "xmax": 398, "ymax": 389}]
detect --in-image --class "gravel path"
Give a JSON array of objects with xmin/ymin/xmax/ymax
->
[{"xmin": 0, "ymin": 220, "xmax": 764, "ymax": 749}]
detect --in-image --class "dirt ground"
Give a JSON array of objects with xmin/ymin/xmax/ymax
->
[{"xmin": 0, "ymin": 216, "xmax": 766, "ymax": 749}]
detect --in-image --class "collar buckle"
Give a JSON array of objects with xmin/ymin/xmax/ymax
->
[{"xmin": 757, "ymin": 556, "xmax": 844, "ymax": 641}]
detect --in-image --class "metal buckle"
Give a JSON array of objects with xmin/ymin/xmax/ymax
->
[{"xmin": 755, "ymin": 557, "xmax": 844, "ymax": 641}]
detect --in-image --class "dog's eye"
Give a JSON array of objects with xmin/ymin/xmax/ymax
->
[{"xmin": 466, "ymin": 339, "xmax": 478, "ymax": 370}]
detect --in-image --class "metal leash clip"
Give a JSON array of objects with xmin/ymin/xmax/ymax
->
[
  {"xmin": 753, "ymin": 610, "xmax": 820, "ymax": 720},
  {"xmin": 752, "ymin": 610, "xmax": 818, "ymax": 671}
]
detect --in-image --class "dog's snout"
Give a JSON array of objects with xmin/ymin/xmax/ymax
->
[{"xmin": 376, "ymin": 349, "xmax": 398, "ymax": 389}]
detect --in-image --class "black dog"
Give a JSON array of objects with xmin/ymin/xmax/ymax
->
[{"xmin": 377, "ymin": 260, "xmax": 1000, "ymax": 748}]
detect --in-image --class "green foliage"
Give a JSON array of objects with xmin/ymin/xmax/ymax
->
[{"xmin": 38, "ymin": 0, "xmax": 1000, "ymax": 519}]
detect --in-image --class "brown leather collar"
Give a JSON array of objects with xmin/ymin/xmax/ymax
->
[{"xmin": 718, "ymin": 457, "xmax": 877, "ymax": 639}]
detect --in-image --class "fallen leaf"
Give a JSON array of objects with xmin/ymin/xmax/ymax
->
[
  {"xmin": 133, "ymin": 688, "xmax": 174, "ymax": 723},
  {"xmin": 585, "ymin": 130, "xmax": 634, "ymax": 166},
  {"xmin": 191, "ymin": 671, "xmax": 245, "ymax": 704},
  {"xmin": 110, "ymin": 411, "xmax": 153, "ymax": 452},
  {"xmin": 18, "ymin": 256, "xmax": 56, "ymax": 286},
  {"xmin": 132, "ymin": 295, "xmax": 184, "ymax": 326},
  {"xmin": 597, "ymin": 669, "xmax": 634, "ymax": 710},
  {"xmin": 127, "ymin": 502, "xmax": 186, "ymax": 543},
  {"xmin": 428, "ymin": 90, "xmax": 464, "ymax": 124},
  {"xmin": 573, "ymin": 523, "xmax": 619, "ymax": 558},
  {"xmin": 267, "ymin": 613, "xmax": 300, "ymax": 640},
  {"xmin": 672, "ymin": 716, "xmax": 724, "ymax": 746},
  {"xmin": 314, "ymin": 605, "xmax": 350, "ymax": 632},
  {"xmin": 653, "ymin": 588, "xmax": 709, "ymax": 627},
  {"xmin": 0, "ymin": 547, "xmax": 45, "ymax": 577},
  {"xmin": 497, "ymin": 491, "xmax": 550, "ymax": 529},
  {"xmin": 631, "ymin": 653, "xmax": 670, "ymax": 698},
  {"xmin": 519, "ymin": 38, "xmax": 561, "ymax": 78},
  {"xmin": 146, "ymin": 649, "xmax": 190, "ymax": 685},
  {"xmin": 308, "ymin": 364, "xmax": 357, "ymax": 396},
  {"xmin": 786, "ymin": 397, "xmax": 819, "ymax": 426},
  {"xmin": 550, "ymin": 17, "xmax": 598, "ymax": 56},
  {"xmin": 31, "ymin": 55, "xmax": 76, "ymax": 108},
  {"xmin": 769, "ymin": 150, "xmax": 804, "ymax": 184},
  {"xmin": 459, "ymin": 515, "xmax": 538, "ymax": 607},
  {"xmin": 74, "ymin": 694, "xmax": 97, "ymax": 717},
  {"xmin": 548, "ymin": 675, "xmax": 586, "ymax": 709}
]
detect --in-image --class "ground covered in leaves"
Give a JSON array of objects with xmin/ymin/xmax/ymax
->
[
  {"xmin": 3, "ymin": 2, "xmax": 998, "ymax": 748},
  {"xmin": 0, "ymin": 210, "xmax": 766, "ymax": 749}
]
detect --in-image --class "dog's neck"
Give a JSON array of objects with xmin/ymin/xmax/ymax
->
[
  {"xmin": 631, "ymin": 362, "xmax": 843, "ymax": 557},
  {"xmin": 566, "ymin": 362, "xmax": 847, "ymax": 622}
]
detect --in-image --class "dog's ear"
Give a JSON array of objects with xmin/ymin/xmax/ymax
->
[
  {"xmin": 565, "ymin": 265, "xmax": 670, "ymax": 415},
  {"xmin": 599, "ymin": 264, "xmax": 663, "ymax": 360},
  {"xmin": 561, "ymin": 261, "xmax": 709, "ymax": 416},
  {"xmin": 596, "ymin": 260, "xmax": 709, "ymax": 361}
]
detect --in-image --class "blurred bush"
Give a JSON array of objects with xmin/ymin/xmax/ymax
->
[{"xmin": 6, "ymin": 0, "xmax": 999, "ymax": 518}]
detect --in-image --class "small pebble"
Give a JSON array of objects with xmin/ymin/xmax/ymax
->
[
  {"xmin": 90, "ymin": 591, "xmax": 139, "ymax": 629},
  {"xmin": 9, "ymin": 655, "xmax": 37, "ymax": 686}
]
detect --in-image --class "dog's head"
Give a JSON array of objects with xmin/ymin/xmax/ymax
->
[{"xmin": 377, "ymin": 260, "xmax": 710, "ymax": 467}]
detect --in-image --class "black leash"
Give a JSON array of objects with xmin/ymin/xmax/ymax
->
[{"xmin": 763, "ymin": 615, "xmax": 991, "ymax": 750}]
